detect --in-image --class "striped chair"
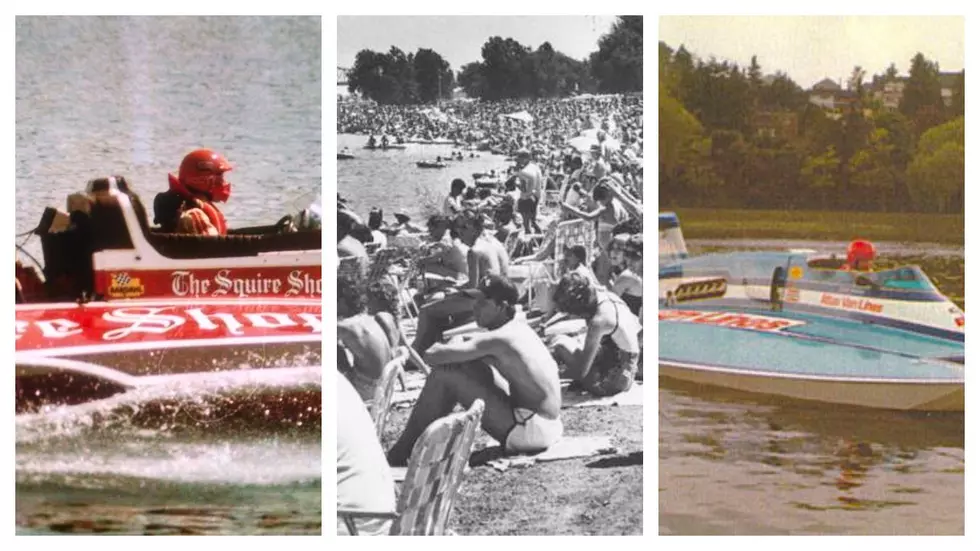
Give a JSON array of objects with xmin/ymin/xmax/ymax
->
[
  {"xmin": 367, "ymin": 347, "xmax": 409, "ymax": 440},
  {"xmin": 339, "ymin": 399, "xmax": 485, "ymax": 536}
]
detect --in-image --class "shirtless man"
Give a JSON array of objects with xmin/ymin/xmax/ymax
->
[
  {"xmin": 387, "ymin": 275, "xmax": 563, "ymax": 466},
  {"xmin": 337, "ymin": 272, "xmax": 396, "ymax": 401},
  {"xmin": 411, "ymin": 209, "xmax": 510, "ymax": 354},
  {"xmin": 549, "ymin": 272, "xmax": 641, "ymax": 397}
]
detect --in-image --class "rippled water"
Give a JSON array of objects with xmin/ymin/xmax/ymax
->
[
  {"xmin": 16, "ymin": 16, "xmax": 322, "ymax": 535},
  {"xmin": 659, "ymin": 246, "xmax": 964, "ymax": 535},
  {"xmin": 337, "ymin": 133, "xmax": 512, "ymax": 220},
  {"xmin": 16, "ymin": 16, "xmax": 322, "ymax": 256}
]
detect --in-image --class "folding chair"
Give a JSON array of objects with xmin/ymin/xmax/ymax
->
[
  {"xmin": 367, "ymin": 347, "xmax": 409, "ymax": 440},
  {"xmin": 339, "ymin": 399, "xmax": 485, "ymax": 535}
]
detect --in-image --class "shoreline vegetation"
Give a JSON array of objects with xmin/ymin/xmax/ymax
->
[
  {"xmin": 659, "ymin": 42, "xmax": 964, "ymax": 215},
  {"xmin": 670, "ymin": 207, "xmax": 964, "ymax": 245}
]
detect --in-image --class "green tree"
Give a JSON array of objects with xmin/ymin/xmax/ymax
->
[
  {"xmin": 907, "ymin": 117, "xmax": 964, "ymax": 213},
  {"xmin": 800, "ymin": 147, "xmax": 841, "ymax": 210},
  {"xmin": 591, "ymin": 16, "xmax": 643, "ymax": 93},
  {"xmin": 951, "ymin": 70, "xmax": 965, "ymax": 118},
  {"xmin": 900, "ymin": 53, "xmax": 944, "ymax": 134}
]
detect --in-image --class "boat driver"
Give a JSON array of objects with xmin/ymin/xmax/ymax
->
[
  {"xmin": 153, "ymin": 148, "xmax": 232, "ymax": 236},
  {"xmin": 844, "ymin": 239, "xmax": 876, "ymax": 272}
]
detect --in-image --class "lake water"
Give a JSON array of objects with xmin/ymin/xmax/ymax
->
[
  {"xmin": 336, "ymin": 133, "xmax": 512, "ymax": 221},
  {"xmin": 15, "ymin": 16, "xmax": 322, "ymax": 535},
  {"xmin": 659, "ymin": 247, "xmax": 964, "ymax": 535}
]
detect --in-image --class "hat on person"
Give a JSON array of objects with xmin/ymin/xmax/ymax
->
[
  {"xmin": 460, "ymin": 274, "xmax": 519, "ymax": 305},
  {"xmin": 516, "ymin": 148, "xmax": 531, "ymax": 159},
  {"xmin": 394, "ymin": 209, "xmax": 411, "ymax": 222}
]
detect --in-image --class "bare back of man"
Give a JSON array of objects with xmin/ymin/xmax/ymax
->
[
  {"xmin": 390, "ymin": 276, "xmax": 563, "ymax": 466},
  {"xmin": 338, "ymin": 313, "xmax": 396, "ymax": 401},
  {"xmin": 388, "ymin": 320, "xmax": 561, "ymax": 465}
]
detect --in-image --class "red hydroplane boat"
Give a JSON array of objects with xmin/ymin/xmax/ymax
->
[{"xmin": 15, "ymin": 177, "xmax": 322, "ymax": 420}]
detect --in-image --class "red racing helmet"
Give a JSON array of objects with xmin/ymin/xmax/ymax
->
[
  {"xmin": 178, "ymin": 149, "xmax": 232, "ymax": 202},
  {"xmin": 846, "ymin": 239, "xmax": 877, "ymax": 267}
]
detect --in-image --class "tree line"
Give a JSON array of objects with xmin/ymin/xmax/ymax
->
[
  {"xmin": 347, "ymin": 16, "xmax": 642, "ymax": 104},
  {"xmin": 660, "ymin": 41, "xmax": 964, "ymax": 214}
]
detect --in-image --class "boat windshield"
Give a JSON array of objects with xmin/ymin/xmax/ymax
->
[
  {"xmin": 659, "ymin": 213, "xmax": 687, "ymax": 265},
  {"xmin": 859, "ymin": 265, "xmax": 942, "ymax": 292}
]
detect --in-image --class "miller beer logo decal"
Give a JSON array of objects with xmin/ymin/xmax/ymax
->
[
  {"xmin": 108, "ymin": 272, "xmax": 145, "ymax": 298},
  {"xmin": 171, "ymin": 269, "xmax": 322, "ymax": 298}
]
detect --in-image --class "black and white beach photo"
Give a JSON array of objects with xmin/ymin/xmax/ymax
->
[{"xmin": 336, "ymin": 14, "xmax": 644, "ymax": 536}]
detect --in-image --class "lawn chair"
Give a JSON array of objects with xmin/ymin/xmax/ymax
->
[
  {"xmin": 367, "ymin": 347, "xmax": 409, "ymax": 440},
  {"xmin": 339, "ymin": 399, "xmax": 485, "ymax": 536}
]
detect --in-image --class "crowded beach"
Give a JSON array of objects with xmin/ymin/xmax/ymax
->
[{"xmin": 337, "ymin": 91, "xmax": 643, "ymax": 535}]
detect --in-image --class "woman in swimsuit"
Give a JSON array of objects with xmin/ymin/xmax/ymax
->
[
  {"xmin": 548, "ymin": 272, "xmax": 641, "ymax": 397},
  {"xmin": 559, "ymin": 182, "xmax": 629, "ymax": 285}
]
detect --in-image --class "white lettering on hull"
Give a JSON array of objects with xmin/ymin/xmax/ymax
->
[{"xmin": 171, "ymin": 269, "xmax": 320, "ymax": 298}]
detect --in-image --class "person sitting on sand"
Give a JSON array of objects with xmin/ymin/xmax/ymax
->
[
  {"xmin": 337, "ymin": 271, "xmax": 397, "ymax": 401},
  {"xmin": 411, "ymin": 209, "xmax": 510, "ymax": 355},
  {"xmin": 610, "ymin": 234, "xmax": 643, "ymax": 317},
  {"xmin": 337, "ymin": 374, "xmax": 395, "ymax": 536},
  {"xmin": 549, "ymin": 272, "xmax": 640, "ymax": 397},
  {"xmin": 387, "ymin": 275, "xmax": 563, "ymax": 466}
]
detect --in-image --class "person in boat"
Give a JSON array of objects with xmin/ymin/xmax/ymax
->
[
  {"xmin": 381, "ymin": 134, "xmax": 390, "ymax": 148},
  {"xmin": 844, "ymin": 239, "xmax": 876, "ymax": 272},
  {"xmin": 515, "ymin": 148, "xmax": 544, "ymax": 234},
  {"xmin": 367, "ymin": 208, "xmax": 388, "ymax": 249},
  {"xmin": 418, "ymin": 214, "xmax": 469, "ymax": 294},
  {"xmin": 549, "ymin": 272, "xmax": 641, "ymax": 397},
  {"xmin": 153, "ymin": 148, "xmax": 232, "ymax": 235},
  {"xmin": 337, "ymin": 373, "xmax": 396, "ymax": 536},
  {"xmin": 411, "ymin": 209, "xmax": 510, "ymax": 355},
  {"xmin": 387, "ymin": 274, "xmax": 563, "ymax": 466},
  {"xmin": 443, "ymin": 178, "xmax": 467, "ymax": 217},
  {"xmin": 367, "ymin": 134, "xmax": 377, "ymax": 149},
  {"xmin": 610, "ymin": 234, "xmax": 643, "ymax": 317},
  {"xmin": 337, "ymin": 270, "xmax": 397, "ymax": 401}
]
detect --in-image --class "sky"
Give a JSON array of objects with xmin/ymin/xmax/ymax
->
[
  {"xmin": 338, "ymin": 15, "xmax": 620, "ymax": 72},
  {"xmin": 659, "ymin": 16, "xmax": 964, "ymax": 89}
]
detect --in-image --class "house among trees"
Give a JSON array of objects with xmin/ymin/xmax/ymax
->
[{"xmin": 808, "ymin": 78, "xmax": 858, "ymax": 112}]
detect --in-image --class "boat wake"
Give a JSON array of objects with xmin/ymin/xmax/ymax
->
[{"xmin": 16, "ymin": 359, "xmax": 322, "ymax": 447}]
